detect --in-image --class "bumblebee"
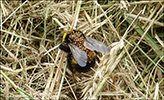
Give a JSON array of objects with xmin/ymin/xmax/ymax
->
[{"xmin": 59, "ymin": 29, "xmax": 110, "ymax": 73}]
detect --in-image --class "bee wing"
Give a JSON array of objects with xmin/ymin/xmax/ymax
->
[
  {"xmin": 68, "ymin": 43, "xmax": 87, "ymax": 67},
  {"xmin": 84, "ymin": 36, "xmax": 110, "ymax": 54}
]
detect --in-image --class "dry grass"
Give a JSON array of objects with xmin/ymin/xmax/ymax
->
[{"xmin": 1, "ymin": 0, "xmax": 164, "ymax": 99}]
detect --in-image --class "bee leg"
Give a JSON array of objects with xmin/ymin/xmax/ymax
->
[
  {"xmin": 67, "ymin": 53, "xmax": 77, "ymax": 82},
  {"xmin": 67, "ymin": 57, "xmax": 77, "ymax": 82},
  {"xmin": 67, "ymin": 61, "xmax": 79, "ymax": 98},
  {"xmin": 96, "ymin": 55, "xmax": 100, "ymax": 63},
  {"xmin": 72, "ymin": 68, "xmax": 77, "ymax": 83}
]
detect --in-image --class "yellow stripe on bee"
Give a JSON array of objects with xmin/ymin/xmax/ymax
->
[
  {"xmin": 72, "ymin": 58, "xmax": 78, "ymax": 64},
  {"xmin": 75, "ymin": 29, "xmax": 79, "ymax": 31},
  {"xmin": 94, "ymin": 52, "xmax": 96, "ymax": 56},
  {"xmin": 63, "ymin": 32, "xmax": 68, "ymax": 41}
]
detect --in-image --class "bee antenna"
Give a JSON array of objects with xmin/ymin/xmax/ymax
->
[
  {"xmin": 56, "ymin": 35, "xmax": 63, "ymax": 41},
  {"xmin": 59, "ymin": 35, "xmax": 63, "ymax": 38}
]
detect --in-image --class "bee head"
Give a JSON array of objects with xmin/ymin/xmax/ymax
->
[{"xmin": 59, "ymin": 31, "xmax": 70, "ymax": 52}]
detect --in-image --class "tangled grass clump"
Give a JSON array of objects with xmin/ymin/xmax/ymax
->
[{"xmin": 0, "ymin": 1, "xmax": 164, "ymax": 99}]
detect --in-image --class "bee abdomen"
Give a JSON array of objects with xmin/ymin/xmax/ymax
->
[{"xmin": 67, "ymin": 53, "xmax": 96, "ymax": 72}]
